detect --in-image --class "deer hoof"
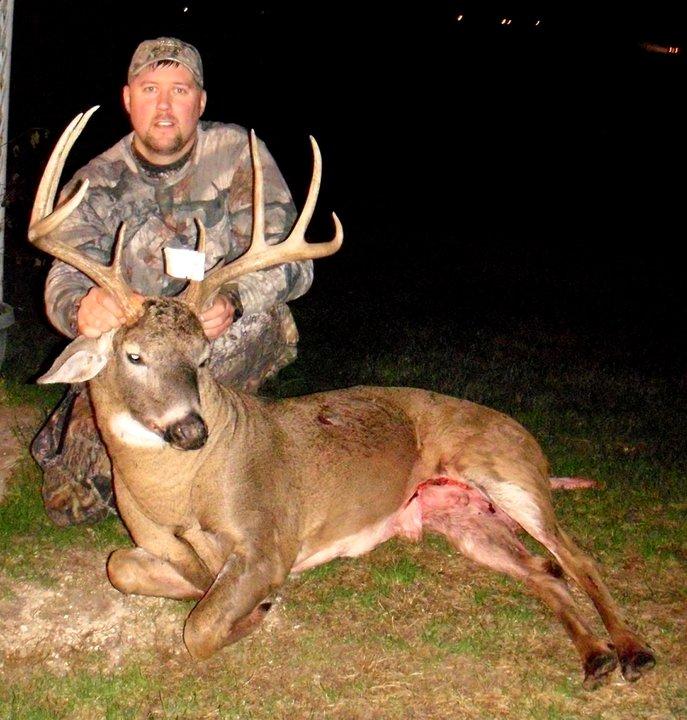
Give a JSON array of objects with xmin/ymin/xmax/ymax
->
[
  {"xmin": 583, "ymin": 648, "xmax": 618, "ymax": 689},
  {"xmin": 620, "ymin": 647, "xmax": 656, "ymax": 682}
]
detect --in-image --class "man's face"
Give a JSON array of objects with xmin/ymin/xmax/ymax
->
[{"xmin": 123, "ymin": 63, "xmax": 207, "ymax": 165}]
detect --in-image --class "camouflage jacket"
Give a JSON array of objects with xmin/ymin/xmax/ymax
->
[{"xmin": 45, "ymin": 121, "xmax": 313, "ymax": 340}]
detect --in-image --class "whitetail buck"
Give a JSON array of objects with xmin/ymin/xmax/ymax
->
[{"xmin": 29, "ymin": 108, "xmax": 655, "ymax": 687}]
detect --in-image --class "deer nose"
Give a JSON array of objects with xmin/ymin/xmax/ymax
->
[{"xmin": 164, "ymin": 412, "xmax": 208, "ymax": 450}]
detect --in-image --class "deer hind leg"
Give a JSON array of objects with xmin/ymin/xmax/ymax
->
[
  {"xmin": 476, "ymin": 475, "xmax": 656, "ymax": 683},
  {"xmin": 425, "ymin": 504, "xmax": 618, "ymax": 687},
  {"xmin": 539, "ymin": 526, "xmax": 655, "ymax": 682}
]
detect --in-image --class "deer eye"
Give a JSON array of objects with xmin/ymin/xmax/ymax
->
[{"xmin": 127, "ymin": 353, "xmax": 143, "ymax": 365}]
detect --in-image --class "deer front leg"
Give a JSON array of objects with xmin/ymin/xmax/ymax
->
[
  {"xmin": 183, "ymin": 550, "xmax": 288, "ymax": 660},
  {"xmin": 108, "ymin": 545, "xmax": 212, "ymax": 600},
  {"xmin": 108, "ymin": 477, "xmax": 214, "ymax": 600}
]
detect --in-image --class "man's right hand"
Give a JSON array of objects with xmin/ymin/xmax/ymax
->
[{"xmin": 76, "ymin": 287, "xmax": 143, "ymax": 337}]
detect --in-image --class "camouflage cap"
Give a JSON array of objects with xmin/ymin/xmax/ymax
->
[{"xmin": 128, "ymin": 37, "xmax": 204, "ymax": 87}]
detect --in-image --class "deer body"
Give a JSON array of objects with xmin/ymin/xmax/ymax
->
[
  {"xmin": 102, "ymin": 371, "xmax": 534, "ymax": 571},
  {"xmin": 59, "ymin": 297, "xmax": 639, "ymax": 681},
  {"xmin": 83, "ymin": 299, "xmax": 554, "ymax": 656},
  {"xmin": 31, "ymin": 110, "xmax": 655, "ymax": 686}
]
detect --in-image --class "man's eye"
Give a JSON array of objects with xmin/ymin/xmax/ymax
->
[
  {"xmin": 127, "ymin": 353, "xmax": 143, "ymax": 365},
  {"xmin": 174, "ymin": 87, "xmax": 188, "ymax": 95}
]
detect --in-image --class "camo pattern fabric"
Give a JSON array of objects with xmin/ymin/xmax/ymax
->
[
  {"xmin": 32, "ymin": 386, "xmax": 115, "ymax": 526},
  {"xmin": 31, "ymin": 121, "xmax": 314, "ymax": 526}
]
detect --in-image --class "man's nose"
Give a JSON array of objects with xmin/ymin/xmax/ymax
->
[{"xmin": 157, "ymin": 91, "xmax": 172, "ymax": 110}]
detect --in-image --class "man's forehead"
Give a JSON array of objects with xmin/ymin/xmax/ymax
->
[{"xmin": 129, "ymin": 63, "xmax": 197, "ymax": 86}]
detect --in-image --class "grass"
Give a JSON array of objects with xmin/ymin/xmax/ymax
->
[{"xmin": 0, "ymin": 263, "xmax": 686, "ymax": 719}]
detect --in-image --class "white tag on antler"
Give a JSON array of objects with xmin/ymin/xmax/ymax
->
[{"xmin": 163, "ymin": 247, "xmax": 206, "ymax": 281}]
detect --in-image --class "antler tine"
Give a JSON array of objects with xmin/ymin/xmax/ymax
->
[
  {"xmin": 28, "ymin": 107, "xmax": 141, "ymax": 323},
  {"xmin": 250, "ymin": 129, "xmax": 267, "ymax": 253},
  {"xmin": 179, "ymin": 218, "xmax": 208, "ymax": 310},
  {"xmin": 182, "ymin": 131, "xmax": 343, "ymax": 312},
  {"xmin": 289, "ymin": 135, "xmax": 322, "ymax": 241},
  {"xmin": 29, "ymin": 106, "xmax": 99, "ymax": 229}
]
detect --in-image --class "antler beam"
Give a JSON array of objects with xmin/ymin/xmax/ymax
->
[
  {"xmin": 28, "ymin": 107, "xmax": 141, "ymax": 323},
  {"xmin": 181, "ymin": 130, "xmax": 343, "ymax": 312}
]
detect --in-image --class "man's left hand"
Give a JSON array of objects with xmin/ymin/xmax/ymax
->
[{"xmin": 199, "ymin": 295, "xmax": 236, "ymax": 340}]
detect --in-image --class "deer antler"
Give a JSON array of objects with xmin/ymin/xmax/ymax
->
[
  {"xmin": 28, "ymin": 106, "xmax": 142, "ymax": 323},
  {"xmin": 181, "ymin": 130, "xmax": 343, "ymax": 312}
]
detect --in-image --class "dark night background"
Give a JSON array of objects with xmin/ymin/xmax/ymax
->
[{"xmin": 4, "ymin": 1, "xmax": 687, "ymax": 375}]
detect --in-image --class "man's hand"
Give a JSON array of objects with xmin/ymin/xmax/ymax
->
[
  {"xmin": 199, "ymin": 294, "xmax": 237, "ymax": 340},
  {"xmin": 76, "ymin": 287, "xmax": 144, "ymax": 338}
]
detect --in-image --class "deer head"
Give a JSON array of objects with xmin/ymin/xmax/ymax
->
[{"xmin": 29, "ymin": 108, "xmax": 343, "ymax": 449}]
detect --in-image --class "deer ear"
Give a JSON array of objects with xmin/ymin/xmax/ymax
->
[{"xmin": 37, "ymin": 330, "xmax": 116, "ymax": 384}]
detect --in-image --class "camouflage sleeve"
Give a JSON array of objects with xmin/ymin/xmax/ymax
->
[
  {"xmin": 238, "ymin": 257, "xmax": 314, "ymax": 316},
  {"xmin": 44, "ymin": 176, "xmax": 114, "ymax": 338},
  {"xmin": 223, "ymin": 137, "xmax": 314, "ymax": 317}
]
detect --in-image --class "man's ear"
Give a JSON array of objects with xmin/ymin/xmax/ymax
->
[
  {"xmin": 199, "ymin": 89, "xmax": 207, "ymax": 117},
  {"xmin": 123, "ymin": 85, "xmax": 131, "ymax": 114},
  {"xmin": 37, "ymin": 330, "xmax": 116, "ymax": 384}
]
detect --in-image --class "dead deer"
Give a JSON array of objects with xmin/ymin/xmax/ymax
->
[{"xmin": 29, "ymin": 108, "xmax": 655, "ymax": 687}]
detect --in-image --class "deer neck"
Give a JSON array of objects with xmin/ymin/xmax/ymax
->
[{"xmin": 87, "ymin": 374, "xmax": 245, "ymax": 523}]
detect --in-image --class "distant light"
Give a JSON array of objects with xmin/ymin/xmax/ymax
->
[
  {"xmin": 640, "ymin": 42, "xmax": 681, "ymax": 55},
  {"xmin": 501, "ymin": 18, "xmax": 512, "ymax": 26},
  {"xmin": 183, "ymin": 6, "xmax": 189, "ymax": 11},
  {"xmin": 456, "ymin": 14, "xmax": 464, "ymax": 22},
  {"xmin": 534, "ymin": 19, "xmax": 541, "ymax": 27}
]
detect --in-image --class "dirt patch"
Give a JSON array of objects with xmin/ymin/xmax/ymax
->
[{"xmin": 0, "ymin": 547, "xmax": 186, "ymax": 676}]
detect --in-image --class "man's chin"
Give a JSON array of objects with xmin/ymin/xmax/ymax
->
[{"xmin": 141, "ymin": 133, "xmax": 186, "ymax": 160}]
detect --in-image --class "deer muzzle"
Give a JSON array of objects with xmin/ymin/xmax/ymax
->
[{"xmin": 163, "ymin": 412, "xmax": 208, "ymax": 451}]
